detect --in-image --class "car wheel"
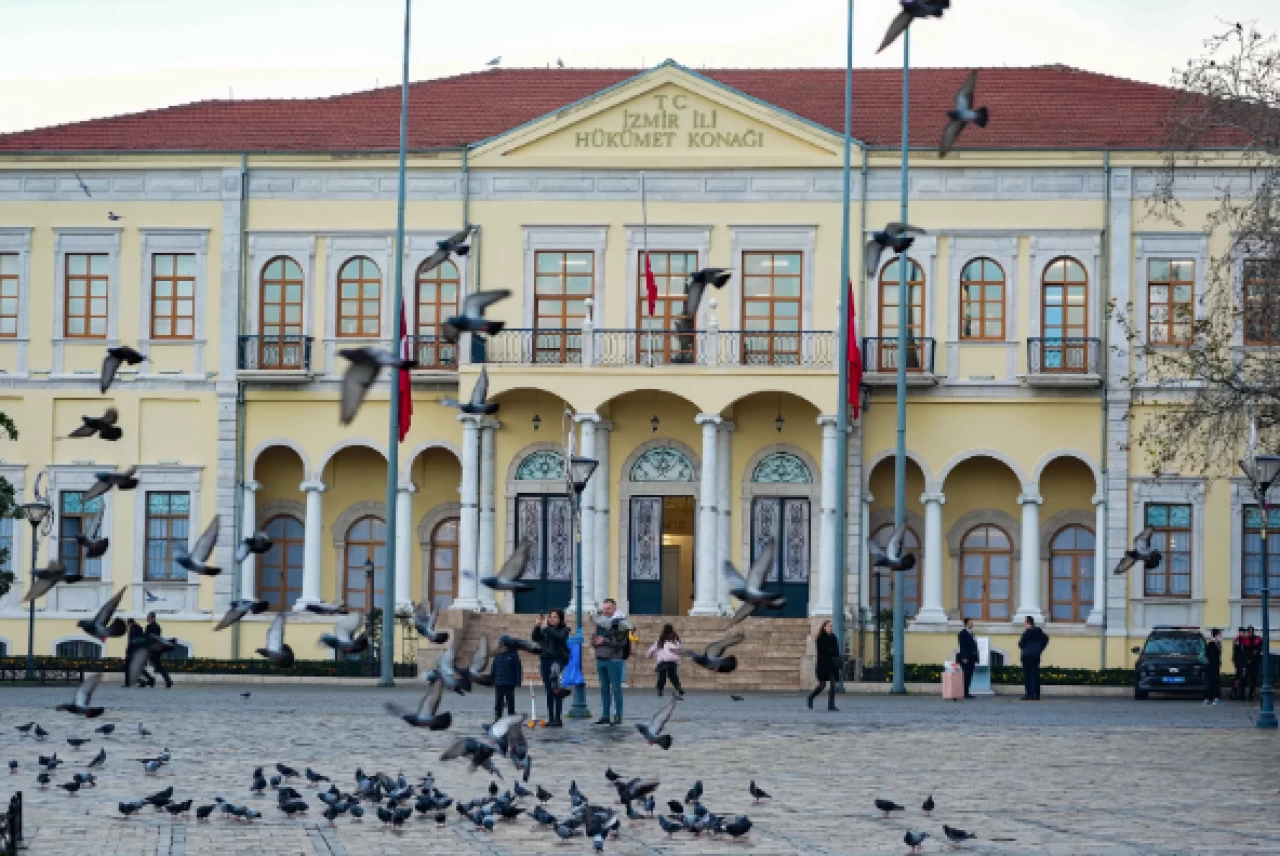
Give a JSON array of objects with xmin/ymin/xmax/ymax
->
[{"xmin": 1134, "ymin": 688, "xmax": 1148, "ymax": 700}]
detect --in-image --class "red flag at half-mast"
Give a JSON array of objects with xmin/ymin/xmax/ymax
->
[
  {"xmin": 397, "ymin": 307, "xmax": 412, "ymax": 441},
  {"xmin": 645, "ymin": 253, "xmax": 658, "ymax": 316},
  {"xmin": 847, "ymin": 278, "xmax": 863, "ymax": 418}
]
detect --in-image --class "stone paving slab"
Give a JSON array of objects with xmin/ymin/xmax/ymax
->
[{"xmin": 1, "ymin": 683, "xmax": 1277, "ymax": 855}]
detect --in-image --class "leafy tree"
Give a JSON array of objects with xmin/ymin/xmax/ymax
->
[{"xmin": 0, "ymin": 412, "xmax": 18, "ymax": 598}]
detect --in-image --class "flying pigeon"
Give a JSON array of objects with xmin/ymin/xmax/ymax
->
[
  {"xmin": 304, "ymin": 601, "xmax": 347, "ymax": 615},
  {"xmin": 256, "ymin": 613, "xmax": 295, "ymax": 667},
  {"xmin": 440, "ymin": 367, "xmax": 500, "ymax": 416},
  {"xmin": 440, "ymin": 736, "xmax": 502, "ymax": 777},
  {"xmin": 635, "ymin": 697, "xmax": 678, "ymax": 750},
  {"xmin": 905, "ymin": 830, "xmax": 930, "ymax": 853},
  {"xmin": 423, "ymin": 641, "xmax": 465, "ymax": 693},
  {"xmin": 413, "ymin": 602, "xmax": 449, "ymax": 644},
  {"xmin": 875, "ymin": 799, "xmax": 905, "ymax": 818},
  {"xmin": 215, "ymin": 598, "xmax": 270, "ymax": 631},
  {"xmin": 750, "ymin": 781, "xmax": 770, "ymax": 803},
  {"xmin": 82, "ymin": 465, "xmax": 139, "ymax": 503},
  {"xmin": 870, "ymin": 521, "xmax": 917, "ymax": 572},
  {"xmin": 63, "ymin": 407, "xmax": 122, "ymax": 441},
  {"xmin": 337, "ymin": 347, "xmax": 416, "ymax": 425},
  {"xmin": 385, "ymin": 679, "xmax": 452, "ymax": 729},
  {"xmin": 944, "ymin": 824, "xmax": 977, "ymax": 843},
  {"xmin": 74, "ymin": 508, "xmax": 109, "ymax": 559},
  {"xmin": 1114, "ymin": 526, "xmax": 1162, "ymax": 575},
  {"xmin": 472, "ymin": 539, "xmax": 533, "ymax": 592},
  {"xmin": 441, "ymin": 289, "xmax": 508, "ymax": 343},
  {"xmin": 864, "ymin": 223, "xmax": 926, "ymax": 280},
  {"xmin": 76, "ymin": 585, "xmax": 127, "ymax": 640},
  {"xmin": 877, "ymin": 0, "xmax": 949, "ymax": 54},
  {"xmin": 723, "ymin": 539, "xmax": 783, "ymax": 625},
  {"xmin": 175, "ymin": 514, "xmax": 221, "ymax": 575},
  {"xmin": 922, "ymin": 794, "xmax": 935, "ymax": 816},
  {"xmin": 100, "ymin": 345, "xmax": 145, "ymax": 392},
  {"xmin": 25, "ymin": 560, "xmax": 81, "ymax": 602},
  {"xmin": 940, "ymin": 70, "xmax": 989, "ymax": 157},
  {"xmin": 681, "ymin": 632, "xmax": 744, "ymax": 674},
  {"xmin": 236, "ymin": 531, "xmax": 274, "ymax": 563},
  {"xmin": 319, "ymin": 612, "xmax": 369, "ymax": 656},
  {"xmin": 684, "ymin": 268, "xmax": 732, "ymax": 321},
  {"xmin": 56, "ymin": 673, "xmax": 105, "ymax": 718}
]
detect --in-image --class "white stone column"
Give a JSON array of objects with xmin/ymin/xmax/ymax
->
[
  {"xmin": 239, "ymin": 480, "xmax": 260, "ymax": 601},
  {"xmin": 593, "ymin": 420, "xmax": 612, "ymax": 608},
  {"xmin": 1087, "ymin": 493, "xmax": 1106, "ymax": 626},
  {"xmin": 916, "ymin": 491, "xmax": 948, "ymax": 623},
  {"xmin": 1016, "ymin": 492, "xmax": 1045, "ymax": 623},
  {"xmin": 395, "ymin": 482, "xmax": 417, "ymax": 612},
  {"xmin": 715, "ymin": 422, "xmax": 734, "ymax": 613},
  {"xmin": 574, "ymin": 414, "xmax": 599, "ymax": 612},
  {"xmin": 452, "ymin": 414, "xmax": 483, "ymax": 610},
  {"xmin": 477, "ymin": 419, "xmax": 498, "ymax": 612},
  {"xmin": 692, "ymin": 413, "xmax": 722, "ymax": 615},
  {"xmin": 295, "ymin": 480, "xmax": 326, "ymax": 610},
  {"xmin": 813, "ymin": 415, "xmax": 839, "ymax": 617},
  {"xmin": 859, "ymin": 492, "xmax": 874, "ymax": 614}
]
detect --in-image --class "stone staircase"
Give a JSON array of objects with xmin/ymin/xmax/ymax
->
[{"xmin": 419, "ymin": 612, "xmax": 819, "ymax": 692}]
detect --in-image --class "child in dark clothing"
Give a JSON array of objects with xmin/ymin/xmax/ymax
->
[{"xmin": 491, "ymin": 637, "xmax": 524, "ymax": 720}]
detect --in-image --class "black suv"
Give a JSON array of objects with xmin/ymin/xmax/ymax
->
[{"xmin": 1132, "ymin": 627, "xmax": 1208, "ymax": 699}]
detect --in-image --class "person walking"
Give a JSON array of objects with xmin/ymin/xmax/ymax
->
[
  {"xmin": 1243, "ymin": 626, "xmax": 1263, "ymax": 701},
  {"xmin": 1018, "ymin": 616, "xmax": 1049, "ymax": 701},
  {"xmin": 1231, "ymin": 627, "xmax": 1248, "ymax": 700},
  {"xmin": 532, "ymin": 610, "xmax": 570, "ymax": 727},
  {"xmin": 124, "ymin": 618, "xmax": 154, "ymax": 688},
  {"xmin": 1204, "ymin": 627, "xmax": 1223, "ymax": 706},
  {"xmin": 491, "ymin": 636, "xmax": 523, "ymax": 722},
  {"xmin": 807, "ymin": 620, "xmax": 840, "ymax": 711},
  {"xmin": 591, "ymin": 599, "xmax": 631, "ymax": 725},
  {"xmin": 957, "ymin": 617, "xmax": 979, "ymax": 700},
  {"xmin": 145, "ymin": 612, "xmax": 173, "ymax": 688},
  {"xmin": 647, "ymin": 623, "xmax": 684, "ymax": 698}
]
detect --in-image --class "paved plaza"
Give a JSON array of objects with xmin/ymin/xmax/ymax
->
[{"xmin": 2, "ymin": 681, "xmax": 1278, "ymax": 855}]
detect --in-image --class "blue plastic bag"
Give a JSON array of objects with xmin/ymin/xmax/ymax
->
[{"xmin": 562, "ymin": 635, "xmax": 585, "ymax": 688}]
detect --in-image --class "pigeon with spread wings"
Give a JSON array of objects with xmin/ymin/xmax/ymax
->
[
  {"xmin": 320, "ymin": 612, "xmax": 369, "ymax": 656},
  {"xmin": 419, "ymin": 227, "xmax": 475, "ymax": 278},
  {"xmin": 76, "ymin": 586, "xmax": 127, "ymax": 641},
  {"xmin": 472, "ymin": 538, "xmax": 533, "ymax": 592},
  {"xmin": 1114, "ymin": 526, "xmax": 1162, "ymax": 575},
  {"xmin": 255, "ymin": 612, "xmax": 294, "ymax": 667},
  {"xmin": 175, "ymin": 514, "xmax": 221, "ymax": 576},
  {"xmin": 723, "ymin": 539, "xmax": 783, "ymax": 626},
  {"xmin": 215, "ymin": 598, "xmax": 269, "ymax": 631},
  {"xmin": 25, "ymin": 561, "xmax": 82, "ymax": 602},
  {"xmin": 56, "ymin": 673, "xmax": 105, "ymax": 718},
  {"xmin": 236, "ymin": 531, "xmax": 273, "ymax": 564},
  {"xmin": 681, "ymin": 632, "xmax": 744, "ymax": 674},
  {"xmin": 636, "ymin": 697, "xmax": 679, "ymax": 749},
  {"xmin": 870, "ymin": 521, "xmax": 917, "ymax": 572},
  {"xmin": 441, "ymin": 289, "xmax": 509, "ymax": 344},
  {"xmin": 385, "ymin": 677, "xmax": 452, "ymax": 729},
  {"xmin": 940, "ymin": 70, "xmax": 989, "ymax": 157},
  {"xmin": 63, "ymin": 407, "xmax": 122, "ymax": 441},
  {"xmin": 864, "ymin": 223, "xmax": 927, "ymax": 280},
  {"xmin": 82, "ymin": 466, "xmax": 138, "ymax": 504},
  {"xmin": 338, "ymin": 348, "xmax": 415, "ymax": 425},
  {"xmin": 877, "ymin": 0, "xmax": 949, "ymax": 54},
  {"xmin": 100, "ymin": 345, "xmax": 145, "ymax": 393},
  {"xmin": 440, "ymin": 367, "xmax": 499, "ymax": 416},
  {"xmin": 76, "ymin": 508, "xmax": 109, "ymax": 559},
  {"xmin": 413, "ymin": 602, "xmax": 449, "ymax": 644},
  {"xmin": 127, "ymin": 636, "xmax": 175, "ymax": 686},
  {"xmin": 683, "ymin": 268, "xmax": 732, "ymax": 322}
]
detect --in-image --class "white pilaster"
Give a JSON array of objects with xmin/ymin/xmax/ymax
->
[
  {"xmin": 715, "ymin": 421, "xmax": 734, "ymax": 613},
  {"xmin": 1087, "ymin": 493, "xmax": 1106, "ymax": 626},
  {"xmin": 395, "ymin": 482, "xmax": 417, "ymax": 612},
  {"xmin": 916, "ymin": 491, "xmax": 948, "ymax": 623},
  {"xmin": 692, "ymin": 413, "xmax": 722, "ymax": 615},
  {"xmin": 295, "ymin": 480, "xmax": 327, "ymax": 610},
  {"xmin": 813, "ymin": 415, "xmax": 838, "ymax": 617},
  {"xmin": 593, "ymin": 420, "xmax": 612, "ymax": 607},
  {"xmin": 477, "ymin": 420, "xmax": 498, "ymax": 612},
  {"xmin": 239, "ymin": 480, "xmax": 260, "ymax": 601},
  {"xmin": 859, "ymin": 492, "xmax": 873, "ymax": 612},
  {"xmin": 574, "ymin": 414, "xmax": 600, "ymax": 612},
  {"xmin": 452, "ymin": 414, "xmax": 483, "ymax": 610},
  {"xmin": 1016, "ymin": 492, "xmax": 1045, "ymax": 623}
]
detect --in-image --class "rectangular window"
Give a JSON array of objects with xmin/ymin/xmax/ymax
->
[
  {"xmin": 1242, "ymin": 505, "xmax": 1280, "ymax": 598},
  {"xmin": 1144, "ymin": 503, "xmax": 1192, "ymax": 597},
  {"xmin": 59, "ymin": 491, "xmax": 103, "ymax": 579},
  {"xmin": 0, "ymin": 253, "xmax": 18, "ymax": 338},
  {"xmin": 64, "ymin": 253, "xmax": 109, "ymax": 338},
  {"xmin": 533, "ymin": 251, "xmax": 591, "ymax": 362},
  {"xmin": 741, "ymin": 251, "xmax": 802, "ymax": 365},
  {"xmin": 1147, "ymin": 258, "xmax": 1194, "ymax": 345},
  {"xmin": 0, "ymin": 516, "xmax": 12, "ymax": 573},
  {"xmin": 145, "ymin": 492, "xmax": 191, "ymax": 581},
  {"xmin": 1244, "ymin": 259, "xmax": 1280, "ymax": 345},
  {"xmin": 150, "ymin": 253, "xmax": 196, "ymax": 339},
  {"xmin": 636, "ymin": 250, "xmax": 698, "ymax": 365}
]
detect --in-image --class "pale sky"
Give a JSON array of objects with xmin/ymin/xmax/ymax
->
[{"xmin": 1, "ymin": 0, "xmax": 1276, "ymax": 134}]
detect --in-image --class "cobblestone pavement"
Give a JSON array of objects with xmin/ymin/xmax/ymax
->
[{"xmin": 2, "ymin": 681, "xmax": 1278, "ymax": 855}]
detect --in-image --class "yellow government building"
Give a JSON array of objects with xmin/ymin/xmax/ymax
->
[{"xmin": 0, "ymin": 62, "xmax": 1265, "ymax": 678}]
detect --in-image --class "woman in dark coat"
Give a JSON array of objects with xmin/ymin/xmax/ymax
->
[
  {"xmin": 532, "ymin": 609, "xmax": 571, "ymax": 727},
  {"xmin": 808, "ymin": 620, "xmax": 840, "ymax": 711}
]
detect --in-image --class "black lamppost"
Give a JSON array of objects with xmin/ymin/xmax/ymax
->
[
  {"xmin": 1241, "ymin": 452, "xmax": 1280, "ymax": 729},
  {"xmin": 567, "ymin": 455, "xmax": 598, "ymax": 720},
  {"xmin": 19, "ymin": 499, "xmax": 52, "ymax": 681},
  {"xmin": 363, "ymin": 557, "xmax": 377, "ymax": 675}
]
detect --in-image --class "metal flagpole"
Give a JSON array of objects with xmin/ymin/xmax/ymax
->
[
  {"xmin": 890, "ymin": 28, "xmax": 911, "ymax": 695},
  {"xmin": 380, "ymin": 0, "xmax": 412, "ymax": 687},
  {"xmin": 642, "ymin": 171, "xmax": 651, "ymax": 366},
  {"xmin": 831, "ymin": 0, "xmax": 854, "ymax": 669}
]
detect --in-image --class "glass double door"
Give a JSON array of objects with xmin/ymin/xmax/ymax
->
[
  {"xmin": 749, "ymin": 497, "xmax": 811, "ymax": 618},
  {"xmin": 513, "ymin": 495, "xmax": 574, "ymax": 615},
  {"xmin": 628, "ymin": 496, "xmax": 695, "ymax": 615}
]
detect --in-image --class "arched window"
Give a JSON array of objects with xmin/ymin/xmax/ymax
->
[
  {"xmin": 1049, "ymin": 525, "xmax": 1094, "ymax": 622},
  {"xmin": 516, "ymin": 450, "xmax": 566, "ymax": 481},
  {"xmin": 959, "ymin": 524, "xmax": 1013, "ymax": 621},
  {"xmin": 55, "ymin": 639, "xmax": 102, "ymax": 659},
  {"xmin": 751, "ymin": 452, "xmax": 812, "ymax": 484},
  {"xmin": 428, "ymin": 517, "xmax": 460, "ymax": 610},
  {"xmin": 337, "ymin": 257, "xmax": 382, "ymax": 338},
  {"xmin": 877, "ymin": 257, "xmax": 926, "ymax": 371},
  {"xmin": 259, "ymin": 257, "xmax": 305, "ymax": 368},
  {"xmin": 1041, "ymin": 256, "xmax": 1088, "ymax": 370},
  {"xmin": 257, "ymin": 515, "xmax": 305, "ymax": 611},
  {"xmin": 630, "ymin": 447, "xmax": 695, "ymax": 482},
  {"xmin": 959, "ymin": 258, "xmax": 1005, "ymax": 340},
  {"xmin": 870, "ymin": 524, "xmax": 920, "ymax": 618},
  {"xmin": 415, "ymin": 258, "xmax": 460, "ymax": 369},
  {"xmin": 343, "ymin": 516, "xmax": 386, "ymax": 612}
]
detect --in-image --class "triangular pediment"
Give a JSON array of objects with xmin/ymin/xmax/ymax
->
[{"xmin": 469, "ymin": 63, "xmax": 842, "ymax": 167}]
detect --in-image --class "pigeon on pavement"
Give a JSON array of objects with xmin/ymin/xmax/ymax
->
[
  {"xmin": 905, "ymin": 830, "xmax": 930, "ymax": 853},
  {"xmin": 875, "ymin": 798, "xmax": 905, "ymax": 818}
]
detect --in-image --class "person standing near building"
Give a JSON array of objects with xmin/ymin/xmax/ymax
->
[
  {"xmin": 532, "ymin": 610, "xmax": 570, "ymax": 727},
  {"xmin": 647, "ymin": 623, "xmax": 684, "ymax": 699},
  {"xmin": 807, "ymin": 620, "xmax": 840, "ymax": 711},
  {"xmin": 124, "ymin": 619, "xmax": 154, "ymax": 688},
  {"xmin": 1244, "ymin": 626, "xmax": 1263, "ymax": 701},
  {"xmin": 145, "ymin": 612, "xmax": 173, "ymax": 689},
  {"xmin": 491, "ymin": 636, "xmax": 523, "ymax": 722},
  {"xmin": 592, "ymin": 599, "xmax": 631, "ymax": 725},
  {"xmin": 1018, "ymin": 616, "xmax": 1049, "ymax": 701},
  {"xmin": 1203, "ymin": 628, "xmax": 1223, "ymax": 705},
  {"xmin": 957, "ymin": 617, "xmax": 979, "ymax": 700}
]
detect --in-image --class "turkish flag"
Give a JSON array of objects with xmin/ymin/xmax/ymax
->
[
  {"xmin": 847, "ymin": 279, "xmax": 863, "ymax": 419},
  {"xmin": 644, "ymin": 252, "xmax": 658, "ymax": 316},
  {"xmin": 398, "ymin": 308, "xmax": 412, "ymax": 441}
]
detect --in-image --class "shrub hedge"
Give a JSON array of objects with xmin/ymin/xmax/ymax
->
[{"xmin": 890, "ymin": 663, "xmax": 1240, "ymax": 687}]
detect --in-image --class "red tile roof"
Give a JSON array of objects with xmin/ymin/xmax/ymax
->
[{"xmin": 0, "ymin": 64, "xmax": 1231, "ymax": 153}]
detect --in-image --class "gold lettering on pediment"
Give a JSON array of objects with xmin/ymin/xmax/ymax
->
[{"xmin": 572, "ymin": 92, "xmax": 766, "ymax": 150}]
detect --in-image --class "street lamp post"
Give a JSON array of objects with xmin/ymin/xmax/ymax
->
[
  {"xmin": 1241, "ymin": 453, "xmax": 1280, "ymax": 729},
  {"xmin": 20, "ymin": 499, "xmax": 52, "ymax": 681},
  {"xmin": 567, "ymin": 455, "xmax": 598, "ymax": 720}
]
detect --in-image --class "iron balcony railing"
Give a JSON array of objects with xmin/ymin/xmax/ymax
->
[
  {"xmin": 409, "ymin": 335, "xmax": 458, "ymax": 372},
  {"xmin": 237, "ymin": 335, "xmax": 313, "ymax": 372},
  {"xmin": 480, "ymin": 328, "xmax": 835, "ymax": 368},
  {"xmin": 862, "ymin": 336, "xmax": 937, "ymax": 374},
  {"xmin": 720, "ymin": 330, "xmax": 835, "ymax": 368},
  {"xmin": 596, "ymin": 329, "xmax": 703, "ymax": 366},
  {"xmin": 1028, "ymin": 337, "xmax": 1100, "ymax": 375},
  {"xmin": 484, "ymin": 329, "xmax": 583, "ymax": 365}
]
